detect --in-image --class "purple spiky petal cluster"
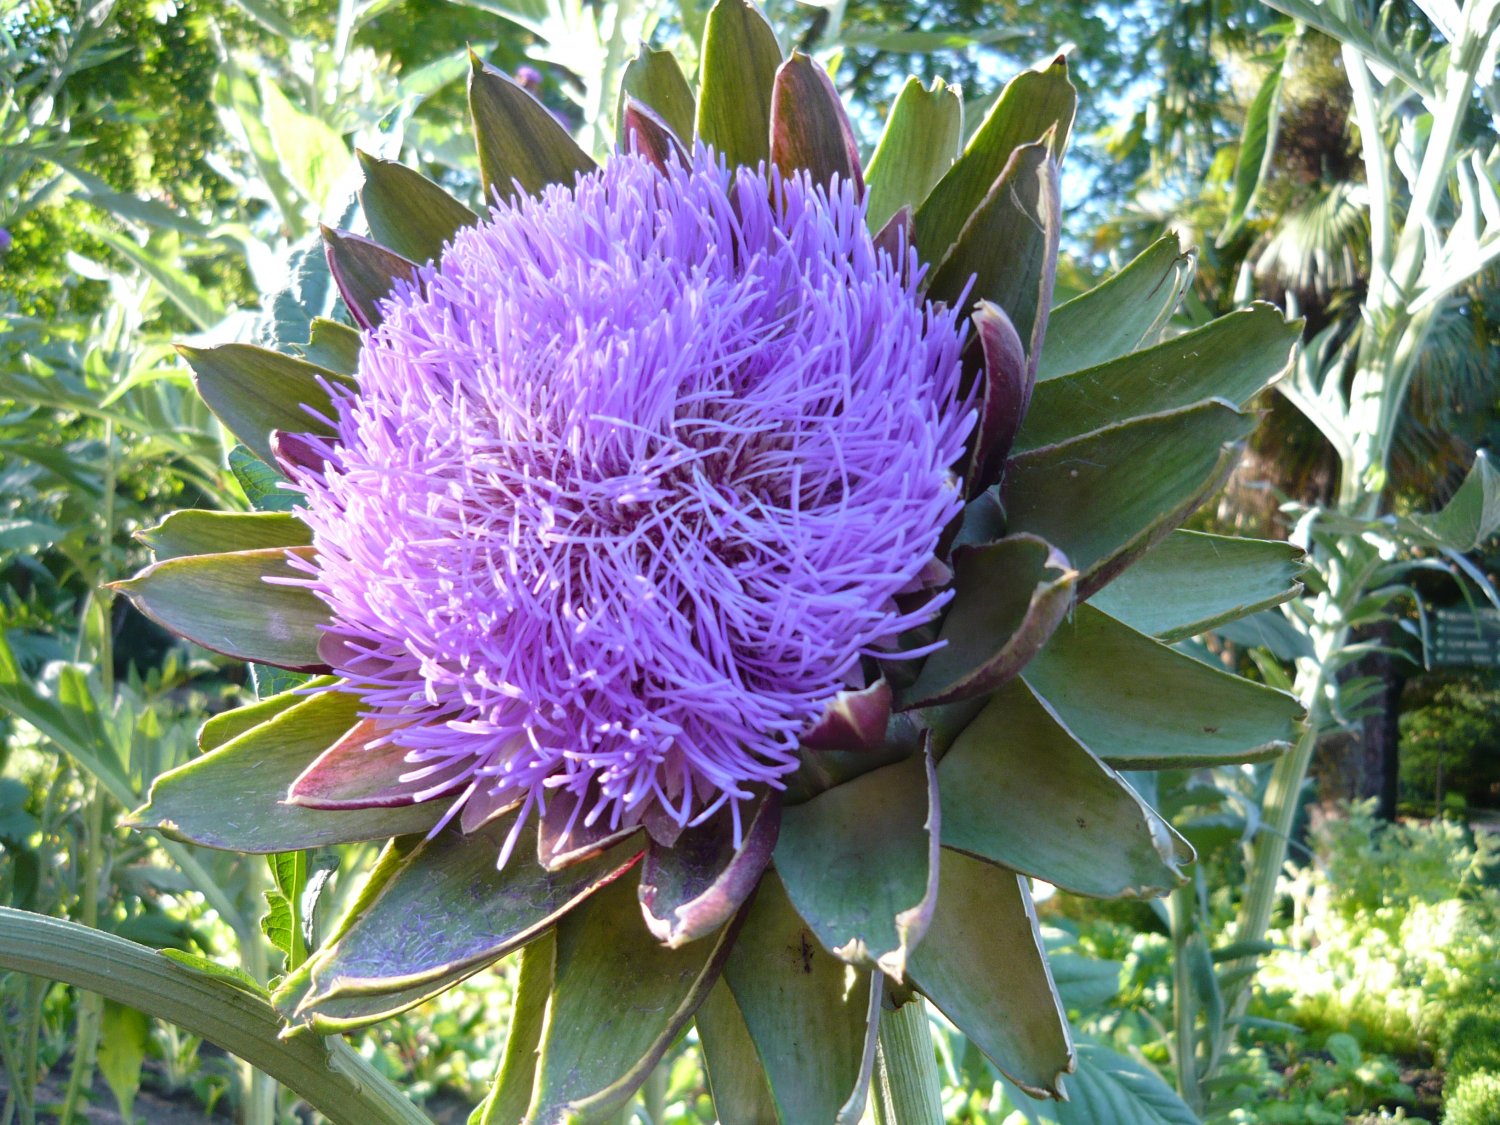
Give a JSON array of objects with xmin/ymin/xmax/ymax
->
[{"xmin": 288, "ymin": 148, "xmax": 973, "ymax": 857}]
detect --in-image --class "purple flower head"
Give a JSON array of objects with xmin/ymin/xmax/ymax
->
[
  {"xmin": 289, "ymin": 147, "xmax": 973, "ymax": 861},
  {"xmin": 0, "ymin": 228, "xmax": 11, "ymax": 253}
]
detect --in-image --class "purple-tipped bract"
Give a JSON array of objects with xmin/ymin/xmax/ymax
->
[{"xmin": 288, "ymin": 147, "xmax": 973, "ymax": 860}]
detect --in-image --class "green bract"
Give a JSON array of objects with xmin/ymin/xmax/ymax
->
[{"xmin": 116, "ymin": 4, "xmax": 1306, "ymax": 1121}]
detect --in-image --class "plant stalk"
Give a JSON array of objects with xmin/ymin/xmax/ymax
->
[
  {"xmin": 0, "ymin": 908, "xmax": 431, "ymax": 1125},
  {"xmin": 57, "ymin": 784, "xmax": 105, "ymax": 1124},
  {"xmin": 1168, "ymin": 885, "xmax": 1199, "ymax": 1111},
  {"xmin": 238, "ymin": 874, "xmax": 278, "ymax": 1125},
  {"xmin": 642, "ymin": 1061, "xmax": 668, "ymax": 1124},
  {"xmin": 59, "ymin": 416, "xmax": 117, "ymax": 1124},
  {"xmin": 1225, "ymin": 658, "xmax": 1331, "ymax": 1021},
  {"xmin": 873, "ymin": 998, "xmax": 944, "ymax": 1125}
]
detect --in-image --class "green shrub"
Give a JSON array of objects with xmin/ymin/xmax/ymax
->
[
  {"xmin": 1259, "ymin": 803, "xmax": 1500, "ymax": 1055},
  {"xmin": 1445, "ymin": 1071, "xmax": 1500, "ymax": 1125},
  {"xmin": 1448, "ymin": 1011, "xmax": 1500, "ymax": 1083},
  {"xmin": 1316, "ymin": 801, "xmax": 1500, "ymax": 923},
  {"xmin": 1400, "ymin": 673, "xmax": 1500, "ymax": 810}
]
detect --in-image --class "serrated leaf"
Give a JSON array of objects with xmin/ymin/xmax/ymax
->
[
  {"xmin": 258, "ymin": 71, "xmax": 354, "ymax": 218},
  {"xmin": 864, "ymin": 76, "xmax": 963, "ymax": 232},
  {"xmin": 250, "ymin": 662, "xmax": 308, "ymax": 705},
  {"xmin": 263, "ymin": 850, "xmax": 308, "ymax": 969},
  {"xmin": 357, "ymin": 150, "xmax": 477, "ymax": 264},
  {"xmin": 91, "ymin": 226, "xmax": 226, "ymax": 331},
  {"xmin": 257, "ymin": 232, "xmax": 340, "ymax": 355},
  {"xmin": 939, "ymin": 676, "xmax": 1193, "ymax": 898},
  {"xmin": 775, "ymin": 742, "xmax": 938, "ymax": 981},
  {"xmin": 838, "ymin": 26, "xmax": 1024, "ymax": 51},
  {"xmin": 1259, "ymin": 0, "xmax": 1433, "ymax": 99},
  {"xmin": 1023, "ymin": 604, "xmax": 1302, "ymax": 768},
  {"xmin": 908, "ymin": 852, "xmax": 1072, "ymax": 1097},
  {"xmin": 216, "ymin": 59, "xmax": 306, "ymax": 236},
  {"xmin": 1038, "ymin": 236, "xmax": 1196, "ymax": 381},
  {"xmin": 1017, "ymin": 303, "xmax": 1299, "ymax": 453},
  {"xmin": 1087, "ymin": 530, "xmax": 1304, "ymax": 642},
  {"xmin": 1001, "ymin": 401, "xmax": 1255, "ymax": 598},
  {"xmin": 130, "ymin": 689, "xmax": 442, "ymax": 852},
  {"xmin": 140, "ymin": 510, "xmax": 311, "ymax": 561},
  {"xmin": 271, "ymin": 835, "xmax": 423, "ymax": 1018},
  {"xmin": 696, "ymin": 0, "xmax": 782, "ymax": 169},
  {"xmin": 262, "ymin": 886, "xmax": 297, "ymax": 968},
  {"xmin": 1047, "ymin": 954, "xmax": 1124, "ymax": 1012}
]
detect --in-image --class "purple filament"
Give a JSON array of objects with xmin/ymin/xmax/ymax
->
[{"xmin": 286, "ymin": 147, "xmax": 973, "ymax": 855}]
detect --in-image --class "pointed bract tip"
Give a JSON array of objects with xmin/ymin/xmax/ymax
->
[{"xmin": 118, "ymin": 806, "xmax": 150, "ymax": 829}]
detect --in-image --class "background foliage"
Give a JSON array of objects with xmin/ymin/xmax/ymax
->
[{"xmin": 1, "ymin": 0, "xmax": 1498, "ymax": 1122}]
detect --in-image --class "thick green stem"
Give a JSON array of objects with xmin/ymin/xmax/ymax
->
[
  {"xmin": 1345, "ymin": 2, "xmax": 1500, "ymax": 496},
  {"xmin": 642, "ymin": 1061, "xmax": 668, "ymax": 1124},
  {"xmin": 0, "ymin": 908, "xmax": 431, "ymax": 1125},
  {"xmin": 59, "ymin": 417, "xmax": 117, "ymax": 1124},
  {"xmin": 1168, "ymin": 886, "xmax": 1199, "ymax": 1111},
  {"xmin": 58, "ymin": 787, "xmax": 105, "ymax": 1124},
  {"xmin": 873, "ymin": 999, "xmax": 944, "ymax": 1125},
  {"xmin": 1225, "ymin": 670, "xmax": 1329, "ymax": 1021},
  {"xmin": 241, "ymin": 933, "xmax": 278, "ymax": 1125}
]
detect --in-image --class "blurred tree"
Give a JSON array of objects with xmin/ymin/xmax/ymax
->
[{"xmin": 1399, "ymin": 672, "xmax": 1500, "ymax": 812}]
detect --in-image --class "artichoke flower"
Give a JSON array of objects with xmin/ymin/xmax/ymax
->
[{"xmin": 116, "ymin": 3, "xmax": 1306, "ymax": 1121}]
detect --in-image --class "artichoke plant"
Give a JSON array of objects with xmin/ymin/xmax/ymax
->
[{"xmin": 116, "ymin": 3, "xmax": 1305, "ymax": 1121}]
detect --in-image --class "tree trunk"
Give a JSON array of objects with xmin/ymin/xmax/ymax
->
[{"xmin": 1355, "ymin": 621, "xmax": 1408, "ymax": 820}]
